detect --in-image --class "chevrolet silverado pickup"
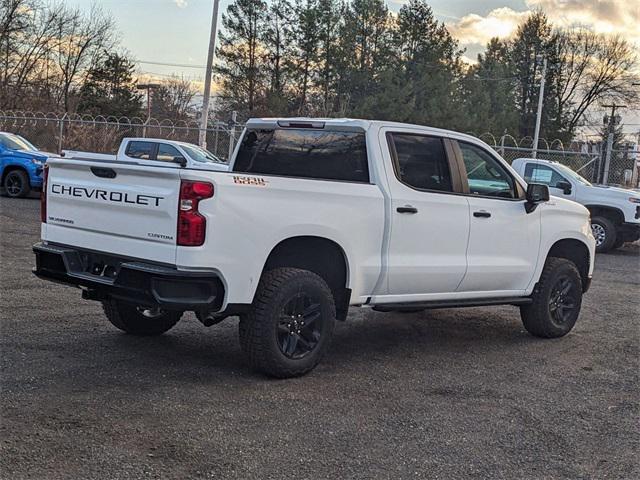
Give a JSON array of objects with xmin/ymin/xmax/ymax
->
[
  {"xmin": 512, "ymin": 158, "xmax": 640, "ymax": 253},
  {"xmin": 62, "ymin": 137, "xmax": 228, "ymax": 170},
  {"xmin": 33, "ymin": 118, "xmax": 596, "ymax": 378}
]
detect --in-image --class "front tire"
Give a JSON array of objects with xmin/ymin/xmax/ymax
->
[
  {"xmin": 591, "ymin": 216, "xmax": 617, "ymax": 253},
  {"xmin": 102, "ymin": 300, "xmax": 182, "ymax": 335},
  {"xmin": 3, "ymin": 170, "xmax": 30, "ymax": 198},
  {"xmin": 239, "ymin": 268, "xmax": 336, "ymax": 378},
  {"xmin": 612, "ymin": 237, "xmax": 625, "ymax": 250},
  {"xmin": 520, "ymin": 257, "xmax": 582, "ymax": 338}
]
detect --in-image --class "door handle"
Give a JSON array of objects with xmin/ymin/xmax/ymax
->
[
  {"xmin": 90, "ymin": 167, "xmax": 117, "ymax": 179},
  {"xmin": 473, "ymin": 210, "xmax": 491, "ymax": 218},
  {"xmin": 397, "ymin": 206, "xmax": 418, "ymax": 214}
]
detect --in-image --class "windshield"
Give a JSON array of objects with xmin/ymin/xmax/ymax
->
[
  {"xmin": 555, "ymin": 163, "xmax": 592, "ymax": 186},
  {"xmin": 0, "ymin": 133, "xmax": 37, "ymax": 151},
  {"xmin": 180, "ymin": 143, "xmax": 225, "ymax": 164}
]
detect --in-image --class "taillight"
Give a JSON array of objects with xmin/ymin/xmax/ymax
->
[
  {"xmin": 177, "ymin": 180, "xmax": 214, "ymax": 246},
  {"xmin": 41, "ymin": 164, "xmax": 49, "ymax": 223}
]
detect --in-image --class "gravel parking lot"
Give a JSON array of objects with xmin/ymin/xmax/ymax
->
[{"xmin": 1, "ymin": 195, "xmax": 638, "ymax": 479}]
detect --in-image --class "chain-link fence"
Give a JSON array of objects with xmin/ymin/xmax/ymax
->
[
  {"xmin": 0, "ymin": 112, "xmax": 241, "ymax": 161},
  {"xmin": 490, "ymin": 142, "xmax": 638, "ymax": 188},
  {"xmin": 2, "ymin": 111, "xmax": 638, "ymax": 187}
]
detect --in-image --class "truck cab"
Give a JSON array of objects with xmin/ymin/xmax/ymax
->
[{"xmin": 512, "ymin": 158, "xmax": 640, "ymax": 252}]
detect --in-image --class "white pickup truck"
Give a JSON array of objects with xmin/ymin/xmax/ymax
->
[
  {"xmin": 512, "ymin": 158, "xmax": 640, "ymax": 253},
  {"xmin": 62, "ymin": 137, "xmax": 228, "ymax": 171},
  {"xmin": 34, "ymin": 118, "xmax": 595, "ymax": 377}
]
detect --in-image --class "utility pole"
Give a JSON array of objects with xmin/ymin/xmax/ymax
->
[
  {"xmin": 199, "ymin": 0, "xmax": 221, "ymax": 149},
  {"xmin": 532, "ymin": 56, "xmax": 547, "ymax": 159},
  {"xmin": 602, "ymin": 104, "xmax": 626, "ymax": 184},
  {"xmin": 137, "ymin": 83, "xmax": 160, "ymax": 138}
]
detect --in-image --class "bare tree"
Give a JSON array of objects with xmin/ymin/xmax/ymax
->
[
  {"xmin": 52, "ymin": 3, "xmax": 114, "ymax": 111},
  {"xmin": 150, "ymin": 76, "xmax": 198, "ymax": 120},
  {"xmin": 552, "ymin": 29, "xmax": 638, "ymax": 134},
  {"xmin": 0, "ymin": 0, "xmax": 66, "ymax": 109}
]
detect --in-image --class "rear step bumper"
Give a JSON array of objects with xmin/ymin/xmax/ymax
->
[{"xmin": 33, "ymin": 242, "xmax": 224, "ymax": 311}]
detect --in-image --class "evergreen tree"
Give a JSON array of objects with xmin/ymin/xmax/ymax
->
[
  {"xmin": 336, "ymin": 0, "xmax": 391, "ymax": 116},
  {"xmin": 262, "ymin": 0, "xmax": 293, "ymax": 114},
  {"xmin": 314, "ymin": 0, "xmax": 340, "ymax": 114},
  {"xmin": 77, "ymin": 52, "xmax": 141, "ymax": 118},
  {"xmin": 290, "ymin": 0, "xmax": 319, "ymax": 114},
  {"xmin": 386, "ymin": 0, "xmax": 464, "ymax": 128},
  {"xmin": 511, "ymin": 11, "xmax": 560, "ymax": 140},
  {"xmin": 462, "ymin": 38, "xmax": 518, "ymax": 136},
  {"xmin": 215, "ymin": 0, "xmax": 268, "ymax": 117}
]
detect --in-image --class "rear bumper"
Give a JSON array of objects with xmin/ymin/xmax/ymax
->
[{"xmin": 33, "ymin": 242, "xmax": 224, "ymax": 311}]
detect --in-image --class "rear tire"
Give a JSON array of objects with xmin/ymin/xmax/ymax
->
[
  {"xmin": 591, "ymin": 216, "xmax": 617, "ymax": 253},
  {"xmin": 102, "ymin": 300, "xmax": 182, "ymax": 336},
  {"xmin": 3, "ymin": 170, "xmax": 30, "ymax": 198},
  {"xmin": 239, "ymin": 268, "xmax": 336, "ymax": 378},
  {"xmin": 520, "ymin": 257, "xmax": 582, "ymax": 338}
]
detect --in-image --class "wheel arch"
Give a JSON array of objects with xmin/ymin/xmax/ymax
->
[
  {"xmin": 261, "ymin": 236, "xmax": 351, "ymax": 320},
  {"xmin": 545, "ymin": 238, "xmax": 591, "ymax": 292},
  {"xmin": 585, "ymin": 205, "xmax": 624, "ymax": 225}
]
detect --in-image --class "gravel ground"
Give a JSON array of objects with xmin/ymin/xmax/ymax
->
[{"xmin": 1, "ymin": 195, "xmax": 639, "ymax": 480}]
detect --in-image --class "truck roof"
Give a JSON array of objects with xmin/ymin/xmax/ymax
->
[
  {"xmin": 246, "ymin": 117, "xmax": 482, "ymax": 143},
  {"xmin": 513, "ymin": 158, "xmax": 557, "ymax": 165}
]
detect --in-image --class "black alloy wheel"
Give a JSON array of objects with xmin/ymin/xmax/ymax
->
[
  {"xmin": 4, "ymin": 170, "xmax": 29, "ymax": 197},
  {"xmin": 548, "ymin": 275, "xmax": 578, "ymax": 325},
  {"xmin": 277, "ymin": 293, "xmax": 323, "ymax": 359}
]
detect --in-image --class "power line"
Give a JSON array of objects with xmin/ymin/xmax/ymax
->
[
  {"xmin": 139, "ymin": 70, "xmax": 202, "ymax": 79},
  {"xmin": 137, "ymin": 60, "xmax": 206, "ymax": 69}
]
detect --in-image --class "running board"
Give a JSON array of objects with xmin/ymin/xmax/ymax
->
[{"xmin": 372, "ymin": 296, "xmax": 532, "ymax": 311}]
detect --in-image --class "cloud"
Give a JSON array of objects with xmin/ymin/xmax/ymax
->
[
  {"xmin": 449, "ymin": 7, "xmax": 529, "ymax": 46},
  {"xmin": 526, "ymin": 0, "xmax": 639, "ymax": 44},
  {"xmin": 448, "ymin": 0, "xmax": 640, "ymax": 50},
  {"xmin": 174, "ymin": 0, "xmax": 187, "ymax": 8}
]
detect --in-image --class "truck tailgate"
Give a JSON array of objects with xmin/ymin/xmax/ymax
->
[{"xmin": 43, "ymin": 159, "xmax": 180, "ymax": 264}]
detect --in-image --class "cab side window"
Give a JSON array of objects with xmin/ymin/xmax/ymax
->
[
  {"xmin": 524, "ymin": 163, "xmax": 567, "ymax": 188},
  {"xmin": 388, "ymin": 133, "xmax": 453, "ymax": 192},
  {"xmin": 126, "ymin": 141, "xmax": 154, "ymax": 160},
  {"xmin": 157, "ymin": 144, "xmax": 183, "ymax": 162},
  {"xmin": 458, "ymin": 141, "xmax": 516, "ymax": 199}
]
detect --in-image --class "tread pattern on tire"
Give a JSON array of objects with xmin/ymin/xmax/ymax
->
[
  {"xmin": 239, "ymin": 267, "xmax": 336, "ymax": 378},
  {"xmin": 520, "ymin": 257, "xmax": 582, "ymax": 338},
  {"xmin": 102, "ymin": 300, "xmax": 182, "ymax": 336}
]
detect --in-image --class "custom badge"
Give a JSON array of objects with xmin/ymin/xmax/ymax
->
[{"xmin": 233, "ymin": 175, "xmax": 268, "ymax": 186}]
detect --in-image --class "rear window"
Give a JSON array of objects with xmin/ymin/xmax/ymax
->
[{"xmin": 233, "ymin": 129, "xmax": 369, "ymax": 183}]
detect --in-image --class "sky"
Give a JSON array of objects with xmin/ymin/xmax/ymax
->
[{"xmin": 68, "ymin": 0, "xmax": 640, "ymax": 138}]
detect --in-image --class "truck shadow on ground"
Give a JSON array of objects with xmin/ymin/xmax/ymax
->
[{"xmin": 14, "ymin": 308, "xmax": 542, "ymax": 392}]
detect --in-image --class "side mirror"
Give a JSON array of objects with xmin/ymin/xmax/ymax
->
[
  {"xmin": 525, "ymin": 183, "xmax": 549, "ymax": 213},
  {"xmin": 556, "ymin": 180, "xmax": 572, "ymax": 195},
  {"xmin": 173, "ymin": 156, "xmax": 187, "ymax": 167}
]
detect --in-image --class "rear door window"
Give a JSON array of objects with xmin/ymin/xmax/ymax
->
[
  {"xmin": 126, "ymin": 141, "xmax": 155, "ymax": 160},
  {"xmin": 388, "ymin": 133, "xmax": 453, "ymax": 192},
  {"xmin": 233, "ymin": 129, "xmax": 369, "ymax": 183}
]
